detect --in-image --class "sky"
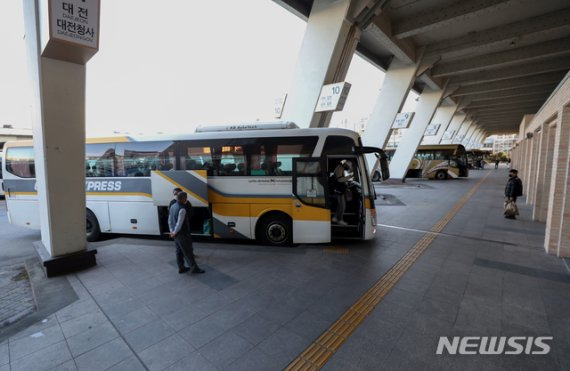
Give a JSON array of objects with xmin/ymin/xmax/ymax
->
[{"xmin": 0, "ymin": 1, "xmax": 418, "ymax": 136}]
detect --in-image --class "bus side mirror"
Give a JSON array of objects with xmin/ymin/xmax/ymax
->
[
  {"xmin": 379, "ymin": 156, "xmax": 390, "ymax": 180},
  {"xmin": 375, "ymin": 151, "xmax": 390, "ymax": 181}
]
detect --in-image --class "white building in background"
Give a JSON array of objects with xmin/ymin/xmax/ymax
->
[
  {"xmin": 483, "ymin": 134, "xmax": 517, "ymax": 153},
  {"xmin": 0, "ymin": 125, "xmax": 33, "ymax": 150}
]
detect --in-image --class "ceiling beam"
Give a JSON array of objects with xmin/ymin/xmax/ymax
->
[
  {"xmin": 424, "ymin": 7, "xmax": 570, "ymax": 59},
  {"xmin": 448, "ymin": 57, "xmax": 570, "ymax": 86},
  {"xmin": 392, "ymin": 0, "xmax": 512, "ymax": 39},
  {"xmin": 432, "ymin": 37, "xmax": 570, "ymax": 77},
  {"xmin": 466, "ymin": 104, "xmax": 543, "ymax": 114},
  {"xmin": 472, "ymin": 112, "xmax": 532, "ymax": 121},
  {"xmin": 369, "ymin": 12, "xmax": 417, "ymax": 64},
  {"xmin": 462, "ymin": 85, "xmax": 557, "ymax": 101},
  {"xmin": 466, "ymin": 94, "xmax": 548, "ymax": 108},
  {"xmin": 452, "ymin": 72, "xmax": 565, "ymax": 96}
]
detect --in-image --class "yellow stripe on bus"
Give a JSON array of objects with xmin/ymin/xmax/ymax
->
[
  {"xmin": 86, "ymin": 192, "xmax": 152, "ymax": 198},
  {"xmin": 8, "ymin": 192, "xmax": 38, "ymax": 196},
  {"xmin": 86, "ymin": 136, "xmax": 131, "ymax": 144},
  {"xmin": 154, "ymin": 171, "xmax": 208, "ymax": 205}
]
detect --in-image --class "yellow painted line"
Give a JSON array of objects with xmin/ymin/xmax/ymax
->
[
  {"xmin": 322, "ymin": 247, "xmax": 350, "ymax": 255},
  {"xmin": 285, "ymin": 171, "xmax": 492, "ymax": 370}
]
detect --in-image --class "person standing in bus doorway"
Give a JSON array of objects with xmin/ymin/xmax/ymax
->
[
  {"xmin": 331, "ymin": 160, "xmax": 354, "ymax": 226},
  {"xmin": 169, "ymin": 192, "xmax": 205, "ymax": 274},
  {"xmin": 504, "ymin": 169, "xmax": 523, "ymax": 219}
]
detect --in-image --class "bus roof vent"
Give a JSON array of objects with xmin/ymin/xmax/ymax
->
[{"xmin": 195, "ymin": 121, "xmax": 299, "ymax": 133}]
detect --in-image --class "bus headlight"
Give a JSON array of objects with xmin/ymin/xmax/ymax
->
[{"xmin": 370, "ymin": 209, "xmax": 377, "ymax": 226}]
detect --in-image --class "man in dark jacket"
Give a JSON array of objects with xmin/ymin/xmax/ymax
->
[
  {"xmin": 504, "ymin": 169, "xmax": 523, "ymax": 219},
  {"xmin": 169, "ymin": 192, "xmax": 205, "ymax": 274}
]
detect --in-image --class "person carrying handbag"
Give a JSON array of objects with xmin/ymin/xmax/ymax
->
[{"xmin": 504, "ymin": 169, "xmax": 523, "ymax": 219}]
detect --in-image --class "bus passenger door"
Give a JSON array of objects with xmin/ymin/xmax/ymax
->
[{"xmin": 292, "ymin": 158, "xmax": 331, "ymax": 243}]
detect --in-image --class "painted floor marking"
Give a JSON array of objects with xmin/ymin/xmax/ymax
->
[{"xmin": 286, "ymin": 171, "xmax": 492, "ymax": 370}]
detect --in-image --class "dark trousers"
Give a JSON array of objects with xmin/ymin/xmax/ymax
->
[{"xmin": 174, "ymin": 233, "xmax": 198, "ymax": 269}]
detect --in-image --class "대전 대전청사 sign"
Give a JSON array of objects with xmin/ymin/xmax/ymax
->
[
  {"xmin": 424, "ymin": 123, "xmax": 441, "ymax": 136},
  {"xmin": 50, "ymin": 0, "xmax": 99, "ymax": 49},
  {"xmin": 392, "ymin": 112, "xmax": 414, "ymax": 129},
  {"xmin": 315, "ymin": 82, "xmax": 352, "ymax": 112}
]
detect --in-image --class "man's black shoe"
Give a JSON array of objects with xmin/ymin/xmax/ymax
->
[
  {"xmin": 178, "ymin": 267, "xmax": 190, "ymax": 274},
  {"xmin": 191, "ymin": 267, "xmax": 205, "ymax": 274}
]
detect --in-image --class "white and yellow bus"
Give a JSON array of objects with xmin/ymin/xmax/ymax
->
[
  {"xmin": 385, "ymin": 144, "xmax": 469, "ymax": 180},
  {"xmin": 0, "ymin": 152, "xmax": 4, "ymax": 197},
  {"xmin": 2, "ymin": 122, "xmax": 389, "ymax": 246}
]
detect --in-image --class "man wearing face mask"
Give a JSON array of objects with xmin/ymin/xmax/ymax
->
[{"xmin": 504, "ymin": 169, "xmax": 523, "ymax": 219}]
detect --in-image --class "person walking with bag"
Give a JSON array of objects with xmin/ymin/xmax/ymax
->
[
  {"xmin": 169, "ymin": 192, "xmax": 205, "ymax": 274},
  {"xmin": 504, "ymin": 169, "xmax": 523, "ymax": 219}
]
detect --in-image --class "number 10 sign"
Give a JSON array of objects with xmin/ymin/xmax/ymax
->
[{"xmin": 315, "ymin": 82, "xmax": 352, "ymax": 112}]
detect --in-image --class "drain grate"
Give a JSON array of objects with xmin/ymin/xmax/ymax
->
[{"xmin": 0, "ymin": 265, "xmax": 36, "ymax": 328}]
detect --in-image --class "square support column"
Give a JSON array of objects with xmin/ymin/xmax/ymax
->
[
  {"xmin": 533, "ymin": 122, "xmax": 555, "ymax": 221},
  {"xmin": 281, "ymin": 0, "xmax": 359, "ymax": 128},
  {"xmin": 545, "ymin": 110, "xmax": 570, "ymax": 255},
  {"xmin": 362, "ymin": 59, "xmax": 421, "ymax": 150},
  {"xmin": 422, "ymin": 103, "xmax": 458, "ymax": 145},
  {"xmin": 453, "ymin": 120, "xmax": 473, "ymax": 144},
  {"xmin": 24, "ymin": 0, "xmax": 98, "ymax": 276},
  {"xmin": 440, "ymin": 113, "xmax": 466, "ymax": 144},
  {"xmin": 526, "ymin": 131, "xmax": 541, "ymax": 205},
  {"xmin": 553, "ymin": 107, "xmax": 570, "ymax": 257},
  {"xmin": 389, "ymin": 87, "xmax": 445, "ymax": 181}
]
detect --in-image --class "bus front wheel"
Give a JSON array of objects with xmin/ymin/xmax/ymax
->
[
  {"xmin": 435, "ymin": 170, "xmax": 448, "ymax": 180},
  {"xmin": 257, "ymin": 213, "xmax": 292, "ymax": 247},
  {"xmin": 86, "ymin": 209, "xmax": 101, "ymax": 242}
]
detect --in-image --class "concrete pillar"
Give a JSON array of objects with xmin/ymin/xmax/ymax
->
[
  {"xmin": 553, "ymin": 107, "xmax": 570, "ymax": 257},
  {"xmin": 362, "ymin": 59, "xmax": 421, "ymax": 150},
  {"xmin": 526, "ymin": 131, "xmax": 541, "ymax": 205},
  {"xmin": 389, "ymin": 87, "xmax": 445, "ymax": 181},
  {"xmin": 453, "ymin": 120, "xmax": 473, "ymax": 144},
  {"xmin": 440, "ymin": 114, "xmax": 466, "ymax": 144},
  {"xmin": 463, "ymin": 126, "xmax": 479, "ymax": 148},
  {"xmin": 281, "ymin": 0, "xmax": 359, "ymax": 128},
  {"xmin": 422, "ymin": 103, "xmax": 458, "ymax": 145},
  {"xmin": 545, "ymin": 110, "xmax": 570, "ymax": 255},
  {"xmin": 24, "ymin": 0, "xmax": 97, "ymax": 276},
  {"xmin": 533, "ymin": 122, "xmax": 555, "ymax": 222}
]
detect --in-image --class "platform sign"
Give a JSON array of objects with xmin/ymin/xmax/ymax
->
[
  {"xmin": 315, "ymin": 82, "xmax": 352, "ymax": 112},
  {"xmin": 43, "ymin": 0, "xmax": 100, "ymax": 64},
  {"xmin": 392, "ymin": 112, "xmax": 414, "ymax": 129},
  {"xmin": 442, "ymin": 130, "xmax": 455, "ymax": 141},
  {"xmin": 424, "ymin": 123, "xmax": 441, "ymax": 136},
  {"xmin": 274, "ymin": 94, "xmax": 287, "ymax": 119}
]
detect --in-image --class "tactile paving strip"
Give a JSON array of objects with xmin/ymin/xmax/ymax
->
[{"xmin": 286, "ymin": 171, "xmax": 492, "ymax": 370}]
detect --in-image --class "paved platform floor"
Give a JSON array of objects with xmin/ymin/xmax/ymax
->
[{"xmin": 0, "ymin": 166, "xmax": 569, "ymax": 370}]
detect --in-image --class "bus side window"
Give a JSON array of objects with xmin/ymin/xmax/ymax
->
[
  {"xmin": 5, "ymin": 147, "xmax": 35, "ymax": 178},
  {"xmin": 116, "ymin": 141, "xmax": 175, "ymax": 177},
  {"xmin": 86, "ymin": 144, "xmax": 116, "ymax": 177}
]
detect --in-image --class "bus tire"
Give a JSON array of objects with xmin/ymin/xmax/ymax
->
[
  {"xmin": 86, "ymin": 209, "xmax": 101, "ymax": 242},
  {"xmin": 435, "ymin": 170, "xmax": 447, "ymax": 180},
  {"xmin": 257, "ymin": 213, "xmax": 292, "ymax": 247}
]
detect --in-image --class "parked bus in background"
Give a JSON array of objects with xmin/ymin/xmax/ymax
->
[
  {"xmin": 0, "ymin": 152, "xmax": 4, "ymax": 197},
  {"xmin": 385, "ymin": 144, "xmax": 469, "ymax": 180},
  {"xmin": 2, "ymin": 122, "xmax": 389, "ymax": 246}
]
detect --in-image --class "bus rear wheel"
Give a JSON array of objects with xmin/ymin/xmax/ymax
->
[
  {"xmin": 86, "ymin": 209, "xmax": 101, "ymax": 242},
  {"xmin": 435, "ymin": 170, "xmax": 448, "ymax": 180},
  {"xmin": 257, "ymin": 213, "xmax": 292, "ymax": 247}
]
